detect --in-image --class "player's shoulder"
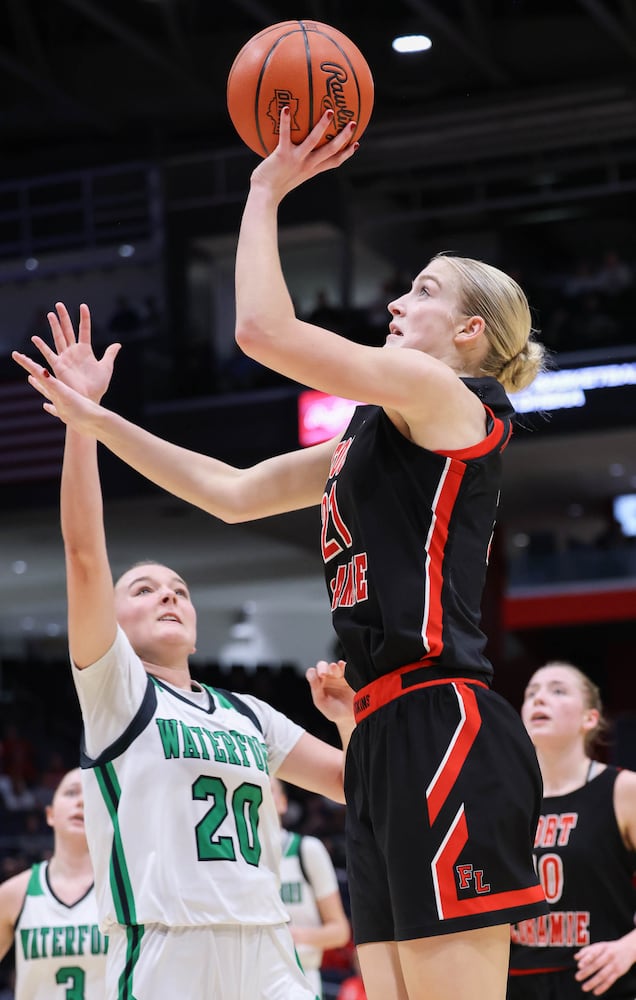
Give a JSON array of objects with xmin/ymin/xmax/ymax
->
[
  {"xmin": 300, "ymin": 833, "xmax": 334, "ymax": 864},
  {"xmin": 0, "ymin": 865, "xmax": 31, "ymax": 916},
  {"xmin": 613, "ymin": 767, "xmax": 636, "ymax": 840},
  {"xmin": 614, "ymin": 766, "xmax": 636, "ymax": 791}
]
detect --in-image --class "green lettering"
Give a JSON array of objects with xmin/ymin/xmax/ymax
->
[
  {"xmin": 19, "ymin": 928, "xmax": 30, "ymax": 960},
  {"xmin": 52, "ymin": 926, "xmax": 64, "ymax": 957},
  {"xmin": 230, "ymin": 731, "xmax": 251, "ymax": 766},
  {"xmin": 246, "ymin": 735, "xmax": 266, "ymax": 771},
  {"xmin": 77, "ymin": 925, "xmax": 89, "ymax": 956},
  {"xmin": 91, "ymin": 925, "xmax": 104, "ymax": 954},
  {"xmin": 39, "ymin": 926, "xmax": 51, "ymax": 957},
  {"xmin": 64, "ymin": 925, "xmax": 75, "ymax": 955},
  {"xmin": 189, "ymin": 726, "xmax": 210, "ymax": 760},
  {"xmin": 180, "ymin": 722, "xmax": 201, "ymax": 759},
  {"xmin": 217, "ymin": 732, "xmax": 241, "ymax": 765},
  {"xmin": 204, "ymin": 729, "xmax": 228, "ymax": 763},
  {"xmin": 156, "ymin": 718, "xmax": 181, "ymax": 758},
  {"xmin": 281, "ymin": 881, "xmax": 302, "ymax": 904}
]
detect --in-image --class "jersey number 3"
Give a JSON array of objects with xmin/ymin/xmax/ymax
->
[{"xmin": 56, "ymin": 967, "xmax": 86, "ymax": 1000}]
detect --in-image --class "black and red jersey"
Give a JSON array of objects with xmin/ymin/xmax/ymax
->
[
  {"xmin": 509, "ymin": 767, "xmax": 636, "ymax": 997},
  {"xmin": 321, "ymin": 376, "xmax": 513, "ymax": 691}
]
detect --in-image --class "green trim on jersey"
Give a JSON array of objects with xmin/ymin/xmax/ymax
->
[
  {"xmin": 205, "ymin": 686, "xmax": 233, "ymax": 711},
  {"xmin": 26, "ymin": 862, "xmax": 45, "ymax": 897},
  {"xmin": 284, "ymin": 832, "xmax": 302, "ymax": 859},
  {"xmin": 94, "ymin": 762, "xmax": 138, "ymax": 926},
  {"xmin": 117, "ymin": 925, "xmax": 144, "ymax": 1000},
  {"xmin": 283, "ymin": 832, "xmax": 311, "ymax": 886}
]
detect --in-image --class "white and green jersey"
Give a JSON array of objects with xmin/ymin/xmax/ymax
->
[
  {"xmin": 280, "ymin": 830, "xmax": 340, "ymax": 973},
  {"xmin": 73, "ymin": 627, "xmax": 304, "ymax": 933},
  {"xmin": 14, "ymin": 861, "xmax": 108, "ymax": 1000}
]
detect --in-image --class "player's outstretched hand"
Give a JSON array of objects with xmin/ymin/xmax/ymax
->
[
  {"xmin": 250, "ymin": 107, "xmax": 359, "ymax": 201},
  {"xmin": 10, "ymin": 350, "xmax": 102, "ymax": 436},
  {"xmin": 306, "ymin": 659, "xmax": 354, "ymax": 725},
  {"xmin": 13, "ymin": 302, "xmax": 120, "ymax": 404}
]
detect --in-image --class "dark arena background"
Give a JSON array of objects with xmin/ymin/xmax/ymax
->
[{"xmin": 0, "ymin": 1, "xmax": 636, "ymax": 995}]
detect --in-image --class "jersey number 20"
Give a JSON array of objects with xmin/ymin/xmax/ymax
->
[{"xmin": 193, "ymin": 776, "xmax": 263, "ymax": 865}]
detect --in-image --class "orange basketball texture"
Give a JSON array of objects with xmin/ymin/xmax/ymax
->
[{"xmin": 227, "ymin": 20, "xmax": 374, "ymax": 157}]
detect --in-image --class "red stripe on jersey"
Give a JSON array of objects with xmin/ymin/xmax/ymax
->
[
  {"xmin": 434, "ymin": 406, "xmax": 510, "ymax": 461},
  {"xmin": 432, "ymin": 804, "xmax": 546, "ymax": 920},
  {"xmin": 422, "ymin": 458, "xmax": 465, "ymax": 658},
  {"xmin": 426, "ymin": 683, "xmax": 481, "ymax": 825}
]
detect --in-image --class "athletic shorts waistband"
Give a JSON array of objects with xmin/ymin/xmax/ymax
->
[{"xmin": 353, "ymin": 664, "xmax": 489, "ymax": 723}]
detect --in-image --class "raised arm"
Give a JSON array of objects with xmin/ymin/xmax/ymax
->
[
  {"xmin": 14, "ymin": 332, "xmax": 338, "ymax": 524},
  {"xmin": 14, "ymin": 305, "xmax": 121, "ymax": 668},
  {"xmin": 234, "ymin": 109, "xmax": 485, "ymax": 445}
]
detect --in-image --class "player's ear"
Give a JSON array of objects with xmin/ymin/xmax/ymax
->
[
  {"xmin": 455, "ymin": 315, "xmax": 485, "ymax": 344},
  {"xmin": 582, "ymin": 708, "xmax": 600, "ymax": 733}
]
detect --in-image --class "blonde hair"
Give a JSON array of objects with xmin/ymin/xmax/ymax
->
[
  {"xmin": 541, "ymin": 660, "xmax": 610, "ymax": 755},
  {"xmin": 432, "ymin": 252, "xmax": 545, "ymax": 393}
]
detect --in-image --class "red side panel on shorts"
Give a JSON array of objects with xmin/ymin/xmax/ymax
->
[
  {"xmin": 429, "ymin": 682, "xmax": 546, "ymax": 920},
  {"xmin": 422, "ymin": 460, "xmax": 466, "ymax": 658},
  {"xmin": 426, "ymin": 683, "xmax": 481, "ymax": 825},
  {"xmin": 431, "ymin": 803, "xmax": 546, "ymax": 920}
]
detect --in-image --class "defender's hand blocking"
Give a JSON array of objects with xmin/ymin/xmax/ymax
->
[
  {"xmin": 11, "ymin": 349, "xmax": 103, "ymax": 436},
  {"xmin": 15, "ymin": 302, "xmax": 120, "ymax": 405},
  {"xmin": 306, "ymin": 659, "xmax": 354, "ymax": 725}
]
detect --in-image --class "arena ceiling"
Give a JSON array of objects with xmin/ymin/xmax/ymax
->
[{"xmin": 2, "ymin": 0, "xmax": 636, "ymax": 191}]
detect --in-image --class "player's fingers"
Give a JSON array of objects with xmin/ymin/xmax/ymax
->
[
  {"xmin": 303, "ymin": 108, "xmax": 337, "ymax": 146},
  {"xmin": 78, "ymin": 302, "xmax": 92, "ymax": 344},
  {"xmin": 11, "ymin": 350, "xmax": 39, "ymax": 375},
  {"xmin": 102, "ymin": 342, "xmax": 122, "ymax": 367},
  {"xmin": 30, "ymin": 336, "xmax": 58, "ymax": 368},
  {"xmin": 325, "ymin": 660, "xmax": 345, "ymax": 678},
  {"xmin": 312, "ymin": 136, "xmax": 359, "ymax": 174},
  {"xmin": 307, "ymin": 114, "xmax": 358, "ymax": 161},
  {"xmin": 583, "ymin": 969, "xmax": 615, "ymax": 995},
  {"xmin": 278, "ymin": 106, "xmax": 292, "ymax": 144},
  {"xmin": 54, "ymin": 302, "xmax": 77, "ymax": 347},
  {"xmin": 26, "ymin": 372, "xmax": 56, "ymax": 400}
]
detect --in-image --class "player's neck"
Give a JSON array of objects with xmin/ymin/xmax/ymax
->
[
  {"xmin": 143, "ymin": 659, "xmax": 193, "ymax": 690},
  {"xmin": 537, "ymin": 743, "xmax": 592, "ymax": 797},
  {"xmin": 48, "ymin": 843, "xmax": 94, "ymax": 883}
]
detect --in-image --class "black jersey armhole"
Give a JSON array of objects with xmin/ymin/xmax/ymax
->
[
  {"xmin": 209, "ymin": 687, "xmax": 264, "ymax": 734},
  {"xmin": 80, "ymin": 673, "xmax": 158, "ymax": 768}
]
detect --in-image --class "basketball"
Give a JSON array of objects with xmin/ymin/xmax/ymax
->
[{"xmin": 227, "ymin": 20, "xmax": 374, "ymax": 157}]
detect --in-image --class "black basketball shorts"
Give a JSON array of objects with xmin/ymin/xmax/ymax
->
[{"xmin": 345, "ymin": 673, "xmax": 549, "ymax": 943}]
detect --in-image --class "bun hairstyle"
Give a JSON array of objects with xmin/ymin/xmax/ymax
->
[{"xmin": 432, "ymin": 252, "xmax": 546, "ymax": 393}]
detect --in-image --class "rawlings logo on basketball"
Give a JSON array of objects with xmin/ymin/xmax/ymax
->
[
  {"xmin": 266, "ymin": 90, "xmax": 300, "ymax": 134},
  {"xmin": 319, "ymin": 62, "xmax": 355, "ymax": 134}
]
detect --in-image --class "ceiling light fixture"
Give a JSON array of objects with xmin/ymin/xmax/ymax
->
[{"xmin": 392, "ymin": 34, "xmax": 432, "ymax": 54}]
